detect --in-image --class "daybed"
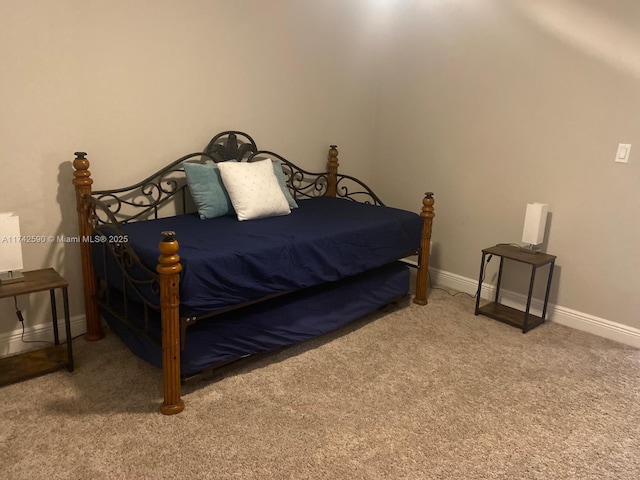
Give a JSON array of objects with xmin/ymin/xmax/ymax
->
[{"xmin": 72, "ymin": 131, "xmax": 435, "ymax": 414}]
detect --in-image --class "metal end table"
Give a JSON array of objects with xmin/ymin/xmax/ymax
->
[
  {"xmin": 0, "ymin": 268, "xmax": 74, "ymax": 386},
  {"xmin": 474, "ymin": 245, "xmax": 556, "ymax": 333}
]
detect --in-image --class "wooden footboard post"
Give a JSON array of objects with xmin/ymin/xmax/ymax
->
[
  {"xmin": 414, "ymin": 192, "xmax": 435, "ymax": 306},
  {"xmin": 326, "ymin": 145, "xmax": 339, "ymax": 197},
  {"xmin": 157, "ymin": 231, "xmax": 185, "ymax": 415},
  {"xmin": 72, "ymin": 152, "xmax": 104, "ymax": 341}
]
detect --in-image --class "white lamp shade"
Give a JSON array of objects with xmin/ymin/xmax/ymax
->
[
  {"xmin": 522, "ymin": 203, "xmax": 549, "ymax": 246},
  {"xmin": 0, "ymin": 213, "xmax": 24, "ymax": 272}
]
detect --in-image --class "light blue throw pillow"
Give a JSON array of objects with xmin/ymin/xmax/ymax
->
[
  {"xmin": 183, "ymin": 161, "xmax": 235, "ymax": 219},
  {"xmin": 272, "ymin": 161, "xmax": 298, "ymax": 209}
]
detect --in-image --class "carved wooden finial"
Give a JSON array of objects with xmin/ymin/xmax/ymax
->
[
  {"xmin": 328, "ymin": 145, "xmax": 339, "ymax": 166},
  {"xmin": 157, "ymin": 231, "xmax": 182, "ymax": 276},
  {"xmin": 326, "ymin": 145, "xmax": 339, "ymax": 197},
  {"xmin": 161, "ymin": 230, "xmax": 176, "ymax": 242},
  {"xmin": 420, "ymin": 193, "xmax": 435, "ymax": 221},
  {"xmin": 72, "ymin": 152, "xmax": 93, "ymax": 188}
]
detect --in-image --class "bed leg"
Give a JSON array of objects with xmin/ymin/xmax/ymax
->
[
  {"xmin": 72, "ymin": 152, "xmax": 104, "ymax": 341},
  {"xmin": 326, "ymin": 145, "xmax": 339, "ymax": 197},
  {"xmin": 157, "ymin": 231, "xmax": 185, "ymax": 415},
  {"xmin": 414, "ymin": 192, "xmax": 435, "ymax": 306}
]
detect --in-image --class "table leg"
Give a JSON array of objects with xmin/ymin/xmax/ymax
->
[
  {"xmin": 50, "ymin": 289, "xmax": 59, "ymax": 345},
  {"xmin": 62, "ymin": 287, "xmax": 74, "ymax": 372},
  {"xmin": 541, "ymin": 261, "xmax": 555, "ymax": 322},
  {"xmin": 475, "ymin": 252, "xmax": 486, "ymax": 315},
  {"xmin": 494, "ymin": 257, "xmax": 504, "ymax": 303},
  {"xmin": 523, "ymin": 266, "xmax": 537, "ymax": 333}
]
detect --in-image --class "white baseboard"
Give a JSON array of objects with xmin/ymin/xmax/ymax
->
[
  {"xmin": 0, "ymin": 315, "xmax": 87, "ymax": 357},
  {"xmin": 429, "ymin": 267, "xmax": 640, "ymax": 348}
]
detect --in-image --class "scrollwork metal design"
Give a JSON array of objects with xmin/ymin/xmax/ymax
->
[
  {"xmin": 92, "ymin": 152, "xmax": 210, "ymax": 224},
  {"xmin": 91, "ymin": 133, "xmax": 265, "ymax": 224},
  {"xmin": 334, "ymin": 175, "xmax": 385, "ymax": 206},
  {"xmin": 203, "ymin": 131, "xmax": 258, "ymax": 162},
  {"xmin": 248, "ymin": 150, "xmax": 333, "ymax": 200},
  {"xmin": 247, "ymin": 149, "xmax": 383, "ymax": 205},
  {"xmin": 91, "ymin": 211, "xmax": 164, "ymax": 347},
  {"xmin": 85, "ymin": 198, "xmax": 159, "ymax": 301}
]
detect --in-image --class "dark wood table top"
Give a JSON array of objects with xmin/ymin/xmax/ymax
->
[
  {"xmin": 482, "ymin": 244, "xmax": 556, "ymax": 266},
  {"xmin": 0, "ymin": 268, "xmax": 68, "ymax": 299}
]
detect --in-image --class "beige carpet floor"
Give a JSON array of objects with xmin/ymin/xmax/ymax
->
[{"xmin": 1, "ymin": 289, "xmax": 639, "ymax": 479}]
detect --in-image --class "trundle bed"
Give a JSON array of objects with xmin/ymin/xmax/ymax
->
[{"xmin": 72, "ymin": 131, "xmax": 435, "ymax": 414}]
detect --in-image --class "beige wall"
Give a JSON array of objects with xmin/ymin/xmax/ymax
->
[
  {"xmin": 0, "ymin": 0, "xmax": 382, "ymax": 336},
  {"xmin": 370, "ymin": 0, "xmax": 640, "ymax": 329}
]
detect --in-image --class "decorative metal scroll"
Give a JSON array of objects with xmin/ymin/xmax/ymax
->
[
  {"xmin": 203, "ymin": 131, "xmax": 258, "ymax": 162},
  {"xmin": 90, "ymin": 131, "xmax": 385, "ymax": 226},
  {"xmin": 90, "ymin": 132, "xmax": 262, "ymax": 225},
  {"xmin": 91, "ymin": 152, "xmax": 203, "ymax": 225},
  {"xmin": 248, "ymin": 150, "xmax": 330, "ymax": 199},
  {"xmin": 248, "ymin": 150, "xmax": 384, "ymax": 206},
  {"xmin": 334, "ymin": 174, "xmax": 384, "ymax": 206},
  {"xmin": 89, "ymin": 208, "xmax": 163, "ymax": 346},
  {"xmin": 86, "ymin": 199, "xmax": 160, "ymax": 304}
]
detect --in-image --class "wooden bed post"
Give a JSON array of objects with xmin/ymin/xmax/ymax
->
[
  {"xmin": 72, "ymin": 152, "xmax": 104, "ymax": 341},
  {"xmin": 326, "ymin": 145, "xmax": 339, "ymax": 197},
  {"xmin": 157, "ymin": 231, "xmax": 185, "ymax": 415},
  {"xmin": 414, "ymin": 192, "xmax": 435, "ymax": 306}
]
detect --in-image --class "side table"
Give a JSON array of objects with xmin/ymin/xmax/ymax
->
[
  {"xmin": 0, "ymin": 268, "xmax": 74, "ymax": 386},
  {"xmin": 474, "ymin": 245, "xmax": 556, "ymax": 333}
]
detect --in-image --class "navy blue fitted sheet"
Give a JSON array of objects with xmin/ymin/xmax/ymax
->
[
  {"xmin": 103, "ymin": 262, "xmax": 410, "ymax": 376},
  {"xmin": 96, "ymin": 196, "xmax": 421, "ymax": 317}
]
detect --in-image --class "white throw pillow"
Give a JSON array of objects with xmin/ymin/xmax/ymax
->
[{"xmin": 218, "ymin": 160, "xmax": 291, "ymax": 221}]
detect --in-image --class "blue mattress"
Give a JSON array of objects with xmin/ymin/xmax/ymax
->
[
  {"xmin": 103, "ymin": 262, "xmax": 410, "ymax": 377},
  {"xmin": 96, "ymin": 196, "xmax": 421, "ymax": 317}
]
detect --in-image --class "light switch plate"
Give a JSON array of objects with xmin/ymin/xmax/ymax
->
[{"xmin": 615, "ymin": 143, "xmax": 631, "ymax": 163}]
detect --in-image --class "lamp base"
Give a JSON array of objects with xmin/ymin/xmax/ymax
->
[
  {"xmin": 519, "ymin": 244, "xmax": 541, "ymax": 254},
  {"xmin": 0, "ymin": 270, "xmax": 25, "ymax": 285}
]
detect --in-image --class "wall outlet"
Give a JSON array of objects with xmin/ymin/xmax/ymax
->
[{"xmin": 615, "ymin": 143, "xmax": 631, "ymax": 163}]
